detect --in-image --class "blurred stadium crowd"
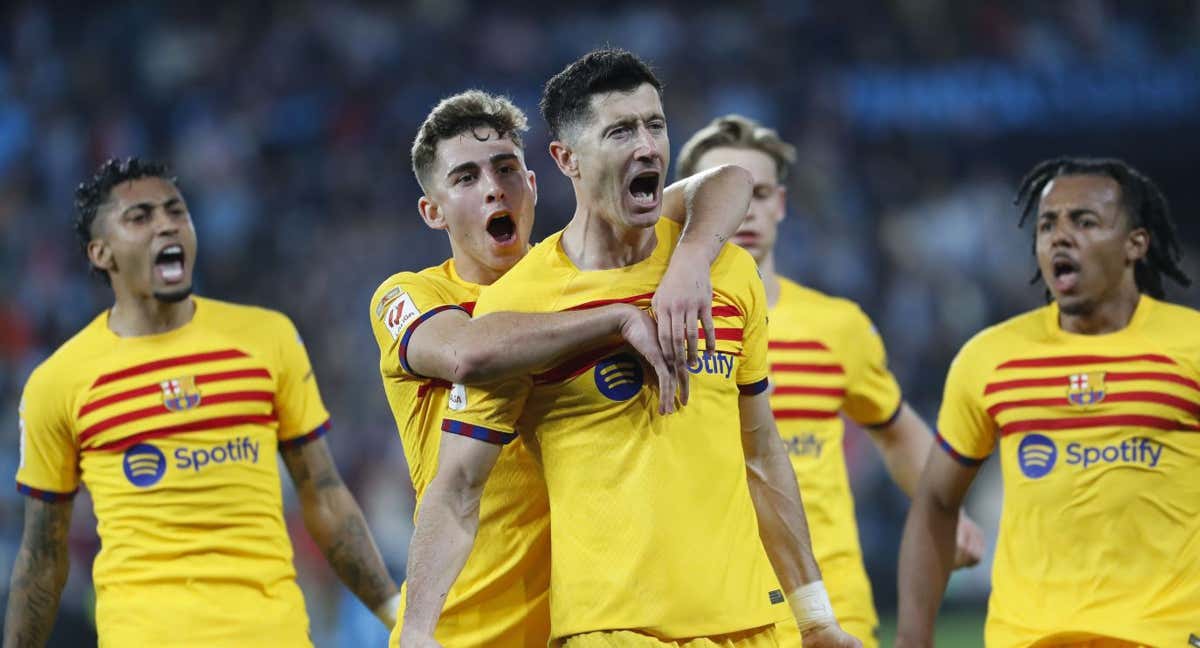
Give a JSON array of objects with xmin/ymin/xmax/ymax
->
[{"xmin": 1, "ymin": 1, "xmax": 1198, "ymax": 644}]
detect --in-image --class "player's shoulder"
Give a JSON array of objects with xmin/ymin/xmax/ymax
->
[
  {"xmin": 1142, "ymin": 295, "xmax": 1200, "ymax": 331},
  {"xmin": 371, "ymin": 260, "xmax": 466, "ymax": 304},
  {"xmin": 26, "ymin": 312, "xmax": 110, "ymax": 392},
  {"xmin": 954, "ymin": 304, "xmax": 1052, "ymax": 369},
  {"xmin": 477, "ymin": 231, "xmax": 570, "ymax": 313},
  {"xmin": 778, "ymin": 277, "xmax": 869, "ymax": 326},
  {"xmin": 197, "ymin": 296, "xmax": 294, "ymax": 333}
]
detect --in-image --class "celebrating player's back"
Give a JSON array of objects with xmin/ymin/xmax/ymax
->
[
  {"xmin": 897, "ymin": 158, "xmax": 1199, "ymax": 647},
  {"xmin": 676, "ymin": 116, "xmax": 984, "ymax": 648},
  {"xmin": 5, "ymin": 159, "xmax": 399, "ymax": 647}
]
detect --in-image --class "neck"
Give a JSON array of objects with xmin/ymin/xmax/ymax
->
[
  {"xmin": 1058, "ymin": 281, "xmax": 1142, "ymax": 335},
  {"xmin": 448, "ymin": 241, "xmax": 510, "ymax": 286},
  {"xmin": 561, "ymin": 203, "xmax": 657, "ymax": 270},
  {"xmin": 108, "ymin": 291, "xmax": 196, "ymax": 337},
  {"xmin": 757, "ymin": 250, "xmax": 782, "ymax": 308}
]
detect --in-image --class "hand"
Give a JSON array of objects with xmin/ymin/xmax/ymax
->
[
  {"xmin": 651, "ymin": 243, "xmax": 715, "ymax": 407},
  {"xmin": 618, "ymin": 305, "xmax": 679, "ymax": 414},
  {"xmin": 953, "ymin": 509, "xmax": 985, "ymax": 568},
  {"xmin": 801, "ymin": 623, "xmax": 863, "ymax": 648}
]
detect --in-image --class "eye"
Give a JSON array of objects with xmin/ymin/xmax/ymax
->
[
  {"xmin": 753, "ymin": 185, "xmax": 774, "ymax": 200},
  {"xmin": 608, "ymin": 125, "xmax": 630, "ymax": 139},
  {"xmin": 454, "ymin": 173, "xmax": 475, "ymax": 185},
  {"xmin": 1037, "ymin": 220, "xmax": 1053, "ymax": 232},
  {"xmin": 647, "ymin": 120, "xmax": 665, "ymax": 132},
  {"xmin": 498, "ymin": 164, "xmax": 517, "ymax": 175}
]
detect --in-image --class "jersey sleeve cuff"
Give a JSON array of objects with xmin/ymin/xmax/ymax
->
[
  {"xmin": 15, "ymin": 482, "xmax": 78, "ymax": 502},
  {"xmin": 738, "ymin": 377, "xmax": 770, "ymax": 396},
  {"xmin": 933, "ymin": 430, "xmax": 988, "ymax": 467},
  {"xmin": 866, "ymin": 398, "xmax": 904, "ymax": 429},
  {"xmin": 279, "ymin": 419, "xmax": 331, "ymax": 449},
  {"xmin": 441, "ymin": 419, "xmax": 518, "ymax": 445},
  {"xmin": 398, "ymin": 305, "xmax": 468, "ymax": 377}
]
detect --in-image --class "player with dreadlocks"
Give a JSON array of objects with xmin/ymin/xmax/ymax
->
[{"xmin": 897, "ymin": 157, "xmax": 1198, "ymax": 647}]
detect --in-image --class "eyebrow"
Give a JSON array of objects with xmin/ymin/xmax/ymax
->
[
  {"xmin": 445, "ymin": 153, "xmax": 520, "ymax": 179},
  {"xmin": 601, "ymin": 112, "xmax": 666, "ymax": 132},
  {"xmin": 121, "ymin": 197, "xmax": 183, "ymax": 216}
]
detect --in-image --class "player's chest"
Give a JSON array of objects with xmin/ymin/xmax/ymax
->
[
  {"xmin": 985, "ymin": 350, "xmax": 1200, "ymax": 486},
  {"xmin": 73, "ymin": 346, "xmax": 279, "ymax": 455}
]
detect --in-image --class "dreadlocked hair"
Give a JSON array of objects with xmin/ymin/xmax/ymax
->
[
  {"xmin": 1014, "ymin": 156, "xmax": 1191, "ymax": 299},
  {"xmin": 74, "ymin": 157, "xmax": 173, "ymax": 284}
]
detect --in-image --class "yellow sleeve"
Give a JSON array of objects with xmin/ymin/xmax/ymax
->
[
  {"xmin": 15, "ymin": 366, "xmax": 79, "ymax": 500},
  {"xmin": 934, "ymin": 342, "xmax": 995, "ymax": 465},
  {"xmin": 272, "ymin": 313, "xmax": 332, "ymax": 446},
  {"xmin": 369, "ymin": 274, "xmax": 467, "ymax": 379},
  {"xmin": 733, "ymin": 254, "xmax": 770, "ymax": 395},
  {"xmin": 438, "ymin": 285, "xmax": 530, "ymax": 445},
  {"xmin": 841, "ymin": 307, "xmax": 903, "ymax": 427}
]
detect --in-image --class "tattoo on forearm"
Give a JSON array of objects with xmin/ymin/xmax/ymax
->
[
  {"xmin": 4, "ymin": 501, "xmax": 71, "ymax": 647},
  {"xmin": 323, "ymin": 509, "xmax": 396, "ymax": 608}
]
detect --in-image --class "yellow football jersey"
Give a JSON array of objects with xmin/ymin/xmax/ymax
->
[
  {"xmin": 444, "ymin": 218, "xmax": 790, "ymax": 642},
  {"xmin": 15, "ymin": 296, "xmax": 328, "ymax": 647},
  {"xmin": 937, "ymin": 296, "xmax": 1200, "ymax": 647},
  {"xmin": 767, "ymin": 277, "xmax": 900, "ymax": 648},
  {"xmin": 368, "ymin": 259, "xmax": 550, "ymax": 648}
]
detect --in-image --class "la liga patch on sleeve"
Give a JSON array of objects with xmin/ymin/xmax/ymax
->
[{"xmin": 383, "ymin": 292, "xmax": 421, "ymax": 340}]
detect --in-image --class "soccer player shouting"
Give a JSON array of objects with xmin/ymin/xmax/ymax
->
[
  {"xmin": 401, "ymin": 50, "xmax": 859, "ymax": 648},
  {"xmin": 676, "ymin": 115, "xmax": 984, "ymax": 648},
  {"xmin": 370, "ymin": 91, "xmax": 753, "ymax": 646},
  {"xmin": 5, "ymin": 159, "xmax": 399, "ymax": 647},
  {"xmin": 897, "ymin": 158, "xmax": 1198, "ymax": 647}
]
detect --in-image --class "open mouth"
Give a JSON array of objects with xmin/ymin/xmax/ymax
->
[
  {"xmin": 628, "ymin": 171, "xmax": 660, "ymax": 209},
  {"xmin": 1050, "ymin": 255, "xmax": 1080, "ymax": 293},
  {"xmin": 486, "ymin": 213, "xmax": 516, "ymax": 244},
  {"xmin": 154, "ymin": 244, "xmax": 186, "ymax": 284}
]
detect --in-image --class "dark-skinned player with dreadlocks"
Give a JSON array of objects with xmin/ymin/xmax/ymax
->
[{"xmin": 896, "ymin": 157, "xmax": 1197, "ymax": 648}]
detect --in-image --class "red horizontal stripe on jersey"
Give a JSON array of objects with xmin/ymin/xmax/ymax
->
[
  {"xmin": 92, "ymin": 349, "xmax": 249, "ymax": 387},
  {"xmin": 78, "ymin": 368, "xmax": 272, "ymax": 418},
  {"xmin": 567, "ymin": 292, "xmax": 656, "ymax": 311},
  {"xmin": 997, "ymin": 353, "xmax": 1176, "ymax": 370},
  {"xmin": 768, "ymin": 340, "xmax": 829, "ymax": 351},
  {"xmin": 84, "ymin": 415, "xmax": 278, "ymax": 453},
  {"xmin": 79, "ymin": 391, "xmax": 275, "ymax": 445},
  {"xmin": 417, "ymin": 378, "xmax": 452, "ymax": 399},
  {"xmin": 699, "ymin": 327, "xmax": 743, "ymax": 342},
  {"xmin": 771, "ymin": 385, "xmax": 846, "ymax": 398},
  {"xmin": 1108, "ymin": 371, "xmax": 1200, "ymax": 393},
  {"xmin": 985, "ymin": 376, "xmax": 1065, "ymax": 395},
  {"xmin": 711, "ymin": 305, "xmax": 743, "ymax": 318},
  {"xmin": 999, "ymin": 414, "xmax": 1200, "ymax": 436},
  {"xmin": 770, "ymin": 363, "xmax": 844, "ymax": 374},
  {"xmin": 988, "ymin": 391, "xmax": 1200, "ymax": 418},
  {"xmin": 772, "ymin": 408, "xmax": 839, "ymax": 420},
  {"xmin": 534, "ymin": 343, "xmax": 626, "ymax": 385}
]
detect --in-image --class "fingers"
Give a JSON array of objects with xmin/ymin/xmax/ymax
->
[
  {"xmin": 700, "ymin": 303, "xmax": 716, "ymax": 357},
  {"xmin": 685, "ymin": 305, "xmax": 699, "ymax": 367},
  {"xmin": 656, "ymin": 307, "xmax": 677, "ymax": 389},
  {"xmin": 672, "ymin": 310, "xmax": 690, "ymax": 406}
]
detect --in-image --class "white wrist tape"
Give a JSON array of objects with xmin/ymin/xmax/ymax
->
[
  {"xmin": 374, "ymin": 592, "xmax": 403, "ymax": 627},
  {"xmin": 788, "ymin": 580, "xmax": 836, "ymax": 631}
]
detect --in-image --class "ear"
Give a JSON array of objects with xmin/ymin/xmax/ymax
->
[
  {"xmin": 1126, "ymin": 226, "xmax": 1149, "ymax": 264},
  {"xmin": 548, "ymin": 140, "xmax": 579, "ymax": 179},
  {"xmin": 87, "ymin": 238, "xmax": 114, "ymax": 274},
  {"xmin": 527, "ymin": 169, "xmax": 538, "ymax": 207},
  {"xmin": 418, "ymin": 196, "xmax": 448, "ymax": 231}
]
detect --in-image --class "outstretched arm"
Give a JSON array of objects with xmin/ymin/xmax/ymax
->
[
  {"xmin": 738, "ymin": 393, "xmax": 860, "ymax": 648},
  {"xmin": 281, "ymin": 438, "xmax": 400, "ymax": 627},
  {"xmin": 3, "ymin": 498, "xmax": 73, "ymax": 648},
  {"xmin": 399, "ymin": 433, "xmax": 503, "ymax": 648},
  {"xmin": 866, "ymin": 403, "xmax": 984, "ymax": 567},
  {"xmin": 895, "ymin": 445, "xmax": 981, "ymax": 648}
]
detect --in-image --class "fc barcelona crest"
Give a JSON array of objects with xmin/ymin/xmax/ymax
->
[
  {"xmin": 161, "ymin": 376, "xmax": 202, "ymax": 411},
  {"xmin": 1067, "ymin": 371, "xmax": 1106, "ymax": 406}
]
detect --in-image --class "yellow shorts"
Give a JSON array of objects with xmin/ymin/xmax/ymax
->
[
  {"xmin": 560, "ymin": 625, "xmax": 778, "ymax": 648},
  {"xmin": 774, "ymin": 618, "xmax": 877, "ymax": 648}
]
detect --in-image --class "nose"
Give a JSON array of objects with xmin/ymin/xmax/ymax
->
[
  {"xmin": 153, "ymin": 207, "xmax": 180, "ymax": 235},
  {"xmin": 482, "ymin": 170, "xmax": 506, "ymax": 204},
  {"xmin": 1048, "ymin": 219, "xmax": 1075, "ymax": 248},
  {"xmin": 633, "ymin": 125, "xmax": 661, "ymax": 163}
]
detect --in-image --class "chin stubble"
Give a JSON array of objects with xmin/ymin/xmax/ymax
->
[{"xmin": 153, "ymin": 286, "xmax": 193, "ymax": 303}]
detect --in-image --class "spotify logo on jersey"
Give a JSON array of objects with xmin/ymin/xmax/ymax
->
[
  {"xmin": 594, "ymin": 353, "xmax": 644, "ymax": 401},
  {"xmin": 1017, "ymin": 434, "xmax": 1057, "ymax": 479},
  {"xmin": 123, "ymin": 443, "xmax": 167, "ymax": 487}
]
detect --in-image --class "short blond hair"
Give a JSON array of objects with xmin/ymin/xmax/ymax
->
[
  {"xmin": 411, "ymin": 90, "xmax": 528, "ymax": 190},
  {"xmin": 676, "ymin": 114, "xmax": 796, "ymax": 183}
]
